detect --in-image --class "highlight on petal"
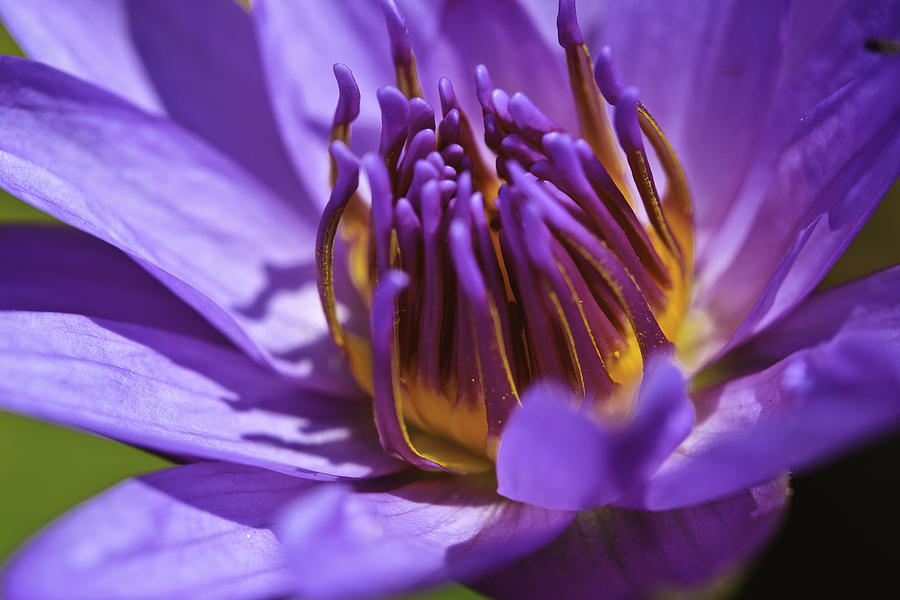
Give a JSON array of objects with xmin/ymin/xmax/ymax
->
[
  {"xmin": 496, "ymin": 357, "xmax": 694, "ymax": 510},
  {"xmin": 0, "ymin": 55, "xmax": 337, "ymax": 384},
  {"xmin": 2, "ymin": 463, "xmax": 305, "ymax": 600},
  {"xmin": 0, "ymin": 0, "xmax": 308, "ymax": 209},
  {"xmin": 279, "ymin": 475, "xmax": 574, "ymax": 600},
  {"xmin": 0, "ymin": 311, "xmax": 404, "ymax": 480},
  {"xmin": 474, "ymin": 479, "xmax": 787, "ymax": 600}
]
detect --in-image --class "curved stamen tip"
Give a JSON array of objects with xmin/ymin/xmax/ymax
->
[
  {"xmin": 613, "ymin": 87, "xmax": 643, "ymax": 151},
  {"xmin": 594, "ymin": 46, "xmax": 627, "ymax": 105},
  {"xmin": 474, "ymin": 64, "xmax": 495, "ymax": 111},
  {"xmin": 332, "ymin": 63, "xmax": 361, "ymax": 126},
  {"xmin": 438, "ymin": 77, "xmax": 457, "ymax": 115},
  {"xmin": 378, "ymin": 0, "xmax": 413, "ymax": 65},
  {"xmin": 557, "ymin": 0, "xmax": 584, "ymax": 49},
  {"xmin": 329, "ymin": 139, "xmax": 359, "ymax": 172}
]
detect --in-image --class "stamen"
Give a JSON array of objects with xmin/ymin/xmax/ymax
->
[
  {"xmin": 508, "ymin": 93, "xmax": 563, "ymax": 143},
  {"xmin": 509, "ymin": 161, "xmax": 671, "ymax": 358},
  {"xmin": 316, "ymin": 141, "xmax": 359, "ymax": 352},
  {"xmin": 437, "ymin": 108, "xmax": 461, "ymax": 149},
  {"xmin": 362, "ymin": 154, "xmax": 395, "ymax": 278},
  {"xmin": 329, "ymin": 64, "xmax": 360, "ymax": 145},
  {"xmin": 556, "ymin": 0, "xmax": 626, "ymax": 191},
  {"xmin": 613, "ymin": 88, "xmax": 683, "ymax": 266},
  {"xmin": 520, "ymin": 202, "xmax": 611, "ymax": 400},
  {"xmin": 449, "ymin": 219, "xmax": 519, "ymax": 437},
  {"xmin": 370, "ymin": 270, "xmax": 442, "ymax": 469},
  {"xmin": 396, "ymin": 128, "xmax": 436, "ymax": 193},
  {"xmin": 497, "ymin": 186, "xmax": 570, "ymax": 383},
  {"xmin": 320, "ymin": 1, "xmax": 694, "ymax": 473},
  {"xmin": 541, "ymin": 132, "xmax": 668, "ymax": 304},
  {"xmin": 328, "ymin": 64, "xmax": 360, "ymax": 187},
  {"xmin": 407, "ymin": 97, "xmax": 436, "ymax": 138},
  {"xmin": 377, "ymin": 87, "xmax": 410, "ymax": 170},
  {"xmin": 379, "ymin": 0, "xmax": 424, "ymax": 98},
  {"xmin": 417, "ymin": 179, "xmax": 446, "ymax": 390},
  {"xmin": 596, "ymin": 47, "xmax": 694, "ymax": 272}
]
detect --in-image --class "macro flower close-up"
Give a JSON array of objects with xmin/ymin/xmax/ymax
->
[{"xmin": 1, "ymin": 0, "xmax": 899, "ymax": 599}]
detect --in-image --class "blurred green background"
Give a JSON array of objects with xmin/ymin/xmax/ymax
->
[{"xmin": 1, "ymin": 16, "xmax": 899, "ymax": 600}]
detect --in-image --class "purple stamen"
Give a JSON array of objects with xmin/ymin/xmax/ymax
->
[
  {"xmin": 556, "ymin": 0, "xmax": 584, "ymax": 50},
  {"xmin": 509, "ymin": 92, "xmax": 564, "ymax": 143},
  {"xmin": 474, "ymin": 64, "xmax": 496, "ymax": 112},
  {"xmin": 315, "ymin": 141, "xmax": 360, "ymax": 350},
  {"xmin": 519, "ymin": 201, "xmax": 614, "ymax": 400},
  {"xmin": 491, "ymin": 89, "xmax": 515, "ymax": 128},
  {"xmin": 508, "ymin": 161, "xmax": 671, "ymax": 358},
  {"xmin": 497, "ymin": 188, "xmax": 570, "ymax": 382},
  {"xmin": 437, "ymin": 108, "xmax": 461, "ymax": 149},
  {"xmin": 377, "ymin": 86, "xmax": 410, "ymax": 166},
  {"xmin": 438, "ymin": 78, "xmax": 457, "ymax": 116},
  {"xmin": 593, "ymin": 46, "xmax": 627, "ymax": 105},
  {"xmin": 449, "ymin": 220, "xmax": 518, "ymax": 434},
  {"xmin": 407, "ymin": 97, "xmax": 436, "ymax": 138},
  {"xmin": 541, "ymin": 133, "xmax": 667, "ymax": 304},
  {"xmin": 405, "ymin": 159, "xmax": 440, "ymax": 208},
  {"xmin": 613, "ymin": 87, "xmax": 644, "ymax": 153},
  {"xmin": 499, "ymin": 133, "xmax": 546, "ymax": 168},
  {"xmin": 418, "ymin": 179, "xmax": 446, "ymax": 390},
  {"xmin": 378, "ymin": 0, "xmax": 412, "ymax": 69},
  {"xmin": 371, "ymin": 269, "xmax": 443, "ymax": 470},
  {"xmin": 331, "ymin": 63, "xmax": 360, "ymax": 128},
  {"xmin": 362, "ymin": 153, "xmax": 395, "ymax": 278},
  {"xmin": 396, "ymin": 128, "xmax": 436, "ymax": 193}
]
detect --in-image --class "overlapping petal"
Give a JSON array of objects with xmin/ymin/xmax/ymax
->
[
  {"xmin": 2, "ymin": 462, "xmax": 304, "ymax": 600},
  {"xmin": 625, "ymin": 267, "xmax": 900, "ymax": 509},
  {"xmin": 0, "ymin": 0, "xmax": 308, "ymax": 210},
  {"xmin": 0, "ymin": 224, "xmax": 225, "ymax": 342},
  {"xmin": 474, "ymin": 480, "xmax": 787, "ymax": 600},
  {"xmin": 0, "ymin": 56, "xmax": 340, "ymax": 384},
  {"xmin": 0, "ymin": 311, "xmax": 404, "ymax": 480},
  {"xmin": 496, "ymin": 359, "xmax": 694, "ymax": 510},
  {"xmin": 690, "ymin": 0, "xmax": 900, "ymax": 352},
  {"xmin": 280, "ymin": 475, "xmax": 574, "ymax": 600}
]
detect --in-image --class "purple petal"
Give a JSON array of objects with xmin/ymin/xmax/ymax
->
[
  {"xmin": 2, "ymin": 462, "xmax": 304, "ymax": 600},
  {"xmin": 0, "ymin": 56, "xmax": 336, "ymax": 383},
  {"xmin": 627, "ymin": 267, "xmax": 900, "ymax": 509},
  {"xmin": 693, "ymin": 1, "xmax": 900, "ymax": 353},
  {"xmin": 585, "ymin": 0, "xmax": 794, "ymax": 246},
  {"xmin": 0, "ymin": 311, "xmax": 404, "ymax": 480},
  {"xmin": 0, "ymin": 225, "xmax": 224, "ymax": 342},
  {"xmin": 0, "ymin": 0, "xmax": 308, "ymax": 210},
  {"xmin": 474, "ymin": 480, "xmax": 787, "ymax": 600},
  {"xmin": 496, "ymin": 358, "xmax": 694, "ymax": 510},
  {"xmin": 280, "ymin": 475, "xmax": 574, "ymax": 599}
]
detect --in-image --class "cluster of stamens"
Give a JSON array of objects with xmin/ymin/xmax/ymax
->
[{"xmin": 316, "ymin": 0, "xmax": 694, "ymax": 473}]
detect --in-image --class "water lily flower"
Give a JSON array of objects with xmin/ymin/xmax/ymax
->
[{"xmin": 1, "ymin": 1, "xmax": 899, "ymax": 599}]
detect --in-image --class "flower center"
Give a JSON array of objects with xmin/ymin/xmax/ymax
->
[{"xmin": 316, "ymin": 0, "xmax": 694, "ymax": 473}]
